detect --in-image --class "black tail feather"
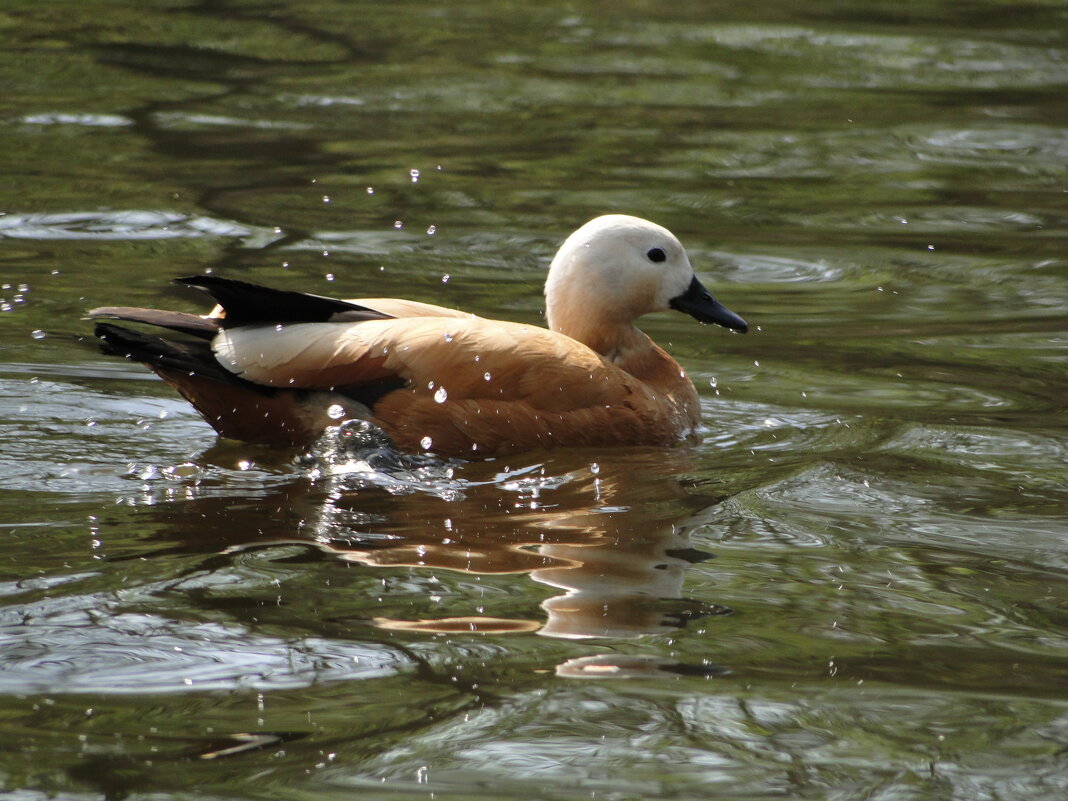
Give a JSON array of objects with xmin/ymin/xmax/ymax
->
[
  {"xmin": 94, "ymin": 322, "xmax": 272, "ymax": 393},
  {"xmin": 175, "ymin": 275, "xmax": 392, "ymax": 327},
  {"xmin": 87, "ymin": 307, "xmax": 219, "ymax": 340}
]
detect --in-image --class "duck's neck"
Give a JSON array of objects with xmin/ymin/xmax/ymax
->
[
  {"xmin": 549, "ymin": 305, "xmax": 696, "ymax": 414},
  {"xmin": 548, "ymin": 305, "xmax": 639, "ymax": 358},
  {"xmin": 549, "ymin": 308, "xmax": 676, "ymax": 381}
]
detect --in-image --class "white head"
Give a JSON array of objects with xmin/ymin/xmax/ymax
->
[{"xmin": 544, "ymin": 215, "xmax": 746, "ymax": 348}]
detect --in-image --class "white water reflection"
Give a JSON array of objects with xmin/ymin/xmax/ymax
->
[
  {"xmin": 21, "ymin": 112, "xmax": 134, "ymax": 127},
  {"xmin": 0, "ymin": 210, "xmax": 283, "ymax": 244},
  {"xmin": 0, "ymin": 600, "xmax": 402, "ymax": 694}
]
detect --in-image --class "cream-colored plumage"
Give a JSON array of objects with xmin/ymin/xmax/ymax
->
[{"xmin": 90, "ymin": 215, "xmax": 747, "ymax": 457}]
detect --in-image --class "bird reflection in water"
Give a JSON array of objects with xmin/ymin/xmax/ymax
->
[
  {"xmin": 288, "ymin": 427, "xmax": 735, "ymax": 677},
  {"xmin": 141, "ymin": 425, "xmax": 734, "ymax": 679}
]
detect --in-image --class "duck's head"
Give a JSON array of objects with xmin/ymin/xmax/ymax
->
[{"xmin": 544, "ymin": 215, "xmax": 747, "ymax": 348}]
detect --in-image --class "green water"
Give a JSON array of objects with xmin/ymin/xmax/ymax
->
[{"xmin": 1, "ymin": 1, "xmax": 1066, "ymax": 799}]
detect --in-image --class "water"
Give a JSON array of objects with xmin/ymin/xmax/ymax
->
[{"xmin": 1, "ymin": 1, "xmax": 1066, "ymax": 798}]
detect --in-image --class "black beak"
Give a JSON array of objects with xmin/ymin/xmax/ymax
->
[{"xmin": 669, "ymin": 276, "xmax": 748, "ymax": 333}]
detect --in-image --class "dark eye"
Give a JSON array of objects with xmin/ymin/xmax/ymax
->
[{"xmin": 646, "ymin": 247, "xmax": 666, "ymax": 263}]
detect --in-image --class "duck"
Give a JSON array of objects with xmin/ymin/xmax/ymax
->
[{"xmin": 89, "ymin": 214, "xmax": 747, "ymax": 458}]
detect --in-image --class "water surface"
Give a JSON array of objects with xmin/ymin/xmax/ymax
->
[{"xmin": 1, "ymin": 1, "xmax": 1066, "ymax": 799}]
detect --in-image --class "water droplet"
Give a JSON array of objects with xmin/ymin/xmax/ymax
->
[
  {"xmin": 427, "ymin": 224, "xmax": 436, "ymax": 235},
  {"xmin": 443, "ymin": 332, "xmax": 454, "ymax": 343},
  {"xmin": 590, "ymin": 462, "xmax": 600, "ymax": 474},
  {"xmin": 393, "ymin": 220, "xmax": 404, "ymax": 229},
  {"xmin": 30, "ymin": 329, "xmax": 46, "ymax": 340},
  {"xmin": 434, "ymin": 386, "xmax": 448, "ymax": 404},
  {"xmin": 366, "ymin": 186, "xmax": 374, "ymax": 194},
  {"xmin": 420, "ymin": 435, "xmax": 433, "ymax": 450},
  {"xmin": 483, "ymin": 372, "xmax": 491, "ymax": 381},
  {"xmin": 410, "ymin": 168, "xmax": 420, "ymax": 182},
  {"xmin": 322, "ymin": 195, "xmax": 331, "ymax": 203},
  {"xmin": 325, "ymin": 273, "xmax": 335, "ymax": 281},
  {"xmin": 441, "ymin": 274, "xmax": 450, "ymax": 284},
  {"xmin": 327, "ymin": 404, "xmax": 345, "ymax": 419}
]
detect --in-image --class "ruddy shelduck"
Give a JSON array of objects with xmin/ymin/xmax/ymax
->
[{"xmin": 90, "ymin": 215, "xmax": 747, "ymax": 457}]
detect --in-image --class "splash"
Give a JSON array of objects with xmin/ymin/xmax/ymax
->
[{"xmin": 300, "ymin": 419, "xmax": 465, "ymax": 500}]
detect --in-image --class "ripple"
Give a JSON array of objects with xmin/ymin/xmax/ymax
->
[
  {"xmin": 0, "ymin": 371, "xmax": 290, "ymax": 498},
  {"xmin": 708, "ymin": 252, "xmax": 849, "ymax": 283},
  {"xmin": 20, "ymin": 112, "xmax": 133, "ymax": 127},
  {"xmin": 799, "ymin": 206, "xmax": 1055, "ymax": 236},
  {"xmin": 153, "ymin": 111, "xmax": 311, "ymax": 131},
  {"xmin": 701, "ymin": 26, "xmax": 1068, "ymax": 90},
  {"xmin": 0, "ymin": 606, "xmax": 404, "ymax": 694},
  {"xmin": 740, "ymin": 462, "xmax": 1068, "ymax": 566},
  {"xmin": 285, "ymin": 92, "xmax": 366, "ymax": 107},
  {"xmin": 0, "ymin": 210, "xmax": 283, "ymax": 244},
  {"xmin": 698, "ymin": 397, "xmax": 867, "ymax": 455},
  {"xmin": 879, "ymin": 424, "xmax": 1068, "ymax": 494},
  {"xmin": 885, "ymin": 424, "xmax": 1067, "ymax": 464},
  {"xmin": 905, "ymin": 125, "xmax": 1068, "ymax": 170},
  {"xmin": 0, "ymin": 571, "xmax": 99, "ymax": 599}
]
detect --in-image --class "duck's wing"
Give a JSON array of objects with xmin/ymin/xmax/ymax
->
[
  {"xmin": 174, "ymin": 275, "xmax": 393, "ymax": 325},
  {"xmin": 214, "ymin": 316, "xmax": 604, "ymax": 400},
  {"xmin": 347, "ymin": 298, "xmax": 472, "ymax": 319},
  {"xmin": 214, "ymin": 316, "xmax": 690, "ymax": 456},
  {"xmin": 186, "ymin": 276, "xmax": 471, "ymax": 323}
]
